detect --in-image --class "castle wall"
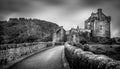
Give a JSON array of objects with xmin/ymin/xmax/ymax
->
[
  {"xmin": 93, "ymin": 20, "xmax": 110, "ymax": 38},
  {"xmin": 85, "ymin": 21, "xmax": 94, "ymax": 30},
  {"xmin": 52, "ymin": 27, "xmax": 66, "ymax": 43},
  {"xmin": 85, "ymin": 22, "xmax": 91, "ymax": 29}
]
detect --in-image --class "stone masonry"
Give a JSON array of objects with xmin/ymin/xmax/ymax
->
[{"xmin": 85, "ymin": 9, "xmax": 111, "ymax": 38}]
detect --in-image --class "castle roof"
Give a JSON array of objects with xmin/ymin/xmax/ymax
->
[{"xmin": 86, "ymin": 8, "xmax": 111, "ymax": 22}]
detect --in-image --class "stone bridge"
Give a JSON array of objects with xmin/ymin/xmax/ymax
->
[{"xmin": 0, "ymin": 42, "xmax": 120, "ymax": 69}]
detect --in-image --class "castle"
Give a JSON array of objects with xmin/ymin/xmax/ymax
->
[
  {"xmin": 85, "ymin": 8, "xmax": 111, "ymax": 38},
  {"xmin": 53, "ymin": 9, "xmax": 111, "ymax": 44}
]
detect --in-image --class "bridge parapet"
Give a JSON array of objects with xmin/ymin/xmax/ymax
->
[
  {"xmin": 64, "ymin": 42, "xmax": 120, "ymax": 69},
  {"xmin": 0, "ymin": 42, "xmax": 53, "ymax": 50},
  {"xmin": 0, "ymin": 42, "xmax": 53, "ymax": 65},
  {"xmin": 73, "ymin": 43, "xmax": 120, "ymax": 60}
]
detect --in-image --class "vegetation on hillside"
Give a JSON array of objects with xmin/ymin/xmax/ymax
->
[{"xmin": 0, "ymin": 18, "xmax": 59, "ymax": 44}]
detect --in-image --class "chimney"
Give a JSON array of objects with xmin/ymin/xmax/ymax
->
[
  {"xmin": 97, "ymin": 8, "xmax": 103, "ymax": 20},
  {"xmin": 98, "ymin": 8, "xmax": 102, "ymax": 13}
]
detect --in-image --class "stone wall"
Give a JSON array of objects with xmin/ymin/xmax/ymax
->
[
  {"xmin": 93, "ymin": 20, "xmax": 110, "ymax": 38},
  {"xmin": 64, "ymin": 43, "xmax": 120, "ymax": 69},
  {"xmin": 52, "ymin": 26, "xmax": 66, "ymax": 43},
  {"xmin": 0, "ymin": 42, "xmax": 53, "ymax": 65},
  {"xmin": 76, "ymin": 44, "xmax": 120, "ymax": 60}
]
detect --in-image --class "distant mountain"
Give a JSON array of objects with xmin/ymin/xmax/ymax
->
[{"xmin": 0, "ymin": 18, "xmax": 59, "ymax": 44}]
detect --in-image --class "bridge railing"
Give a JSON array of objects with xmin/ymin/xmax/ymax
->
[
  {"xmin": 0, "ymin": 42, "xmax": 54, "ymax": 65},
  {"xmin": 64, "ymin": 42, "xmax": 120, "ymax": 69}
]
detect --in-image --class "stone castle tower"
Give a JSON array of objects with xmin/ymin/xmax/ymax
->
[
  {"xmin": 52, "ymin": 26, "xmax": 66, "ymax": 43},
  {"xmin": 85, "ymin": 9, "xmax": 111, "ymax": 38}
]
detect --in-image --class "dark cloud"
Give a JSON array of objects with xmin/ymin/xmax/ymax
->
[
  {"xmin": 0, "ymin": 0, "xmax": 30, "ymax": 13},
  {"xmin": 0, "ymin": 14, "xmax": 6, "ymax": 20},
  {"xmin": 81, "ymin": 0, "xmax": 111, "ymax": 5},
  {"xmin": 82, "ymin": 0, "xmax": 120, "ymax": 10},
  {"xmin": 39, "ymin": 0, "xmax": 65, "ymax": 5}
]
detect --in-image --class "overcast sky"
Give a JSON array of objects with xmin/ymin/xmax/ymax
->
[{"xmin": 0, "ymin": 0, "xmax": 120, "ymax": 37}]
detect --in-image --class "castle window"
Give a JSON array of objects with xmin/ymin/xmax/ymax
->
[
  {"xmin": 88, "ymin": 22, "xmax": 90, "ymax": 25},
  {"xmin": 99, "ymin": 25, "xmax": 103, "ymax": 30}
]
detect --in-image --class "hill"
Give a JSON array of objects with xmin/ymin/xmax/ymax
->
[{"xmin": 0, "ymin": 18, "xmax": 59, "ymax": 44}]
